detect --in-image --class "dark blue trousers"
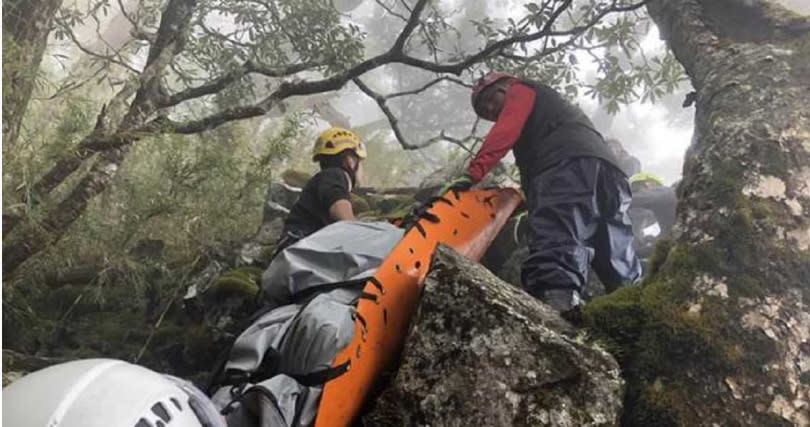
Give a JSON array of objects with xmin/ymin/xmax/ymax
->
[{"xmin": 521, "ymin": 157, "xmax": 642, "ymax": 299}]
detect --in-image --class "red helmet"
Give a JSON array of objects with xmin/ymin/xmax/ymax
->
[{"xmin": 470, "ymin": 72, "xmax": 516, "ymax": 111}]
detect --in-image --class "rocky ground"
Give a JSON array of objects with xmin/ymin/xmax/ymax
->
[
  {"xmin": 3, "ymin": 170, "xmax": 623, "ymax": 425},
  {"xmin": 364, "ymin": 247, "xmax": 622, "ymax": 426}
]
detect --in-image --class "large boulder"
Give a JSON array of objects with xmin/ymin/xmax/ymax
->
[{"xmin": 364, "ymin": 246, "xmax": 624, "ymax": 426}]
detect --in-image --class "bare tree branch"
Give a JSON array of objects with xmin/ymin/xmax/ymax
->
[
  {"xmin": 54, "ymin": 18, "xmax": 140, "ymax": 74},
  {"xmin": 36, "ymin": 62, "xmax": 109, "ymax": 100},
  {"xmin": 392, "ymin": 0, "xmax": 430, "ymax": 52},
  {"xmin": 198, "ymin": 20, "xmax": 254, "ymax": 49},
  {"xmin": 439, "ymin": 133, "xmax": 477, "ymax": 153},
  {"xmin": 353, "ymin": 77, "xmax": 471, "ymax": 151},
  {"xmin": 396, "ymin": 0, "xmax": 647, "ymax": 74},
  {"xmin": 116, "ymin": 0, "xmax": 138, "ymax": 29},
  {"xmin": 145, "ymin": 0, "xmax": 641, "ymax": 135},
  {"xmin": 399, "ymin": 0, "xmax": 414, "ymax": 14},
  {"xmin": 387, "ymin": 76, "xmax": 470, "ymax": 98},
  {"xmin": 164, "ymin": 0, "xmax": 432, "ymax": 134},
  {"xmin": 375, "ymin": 0, "xmax": 409, "ymax": 22},
  {"xmin": 159, "ymin": 60, "xmax": 325, "ymax": 108},
  {"xmin": 353, "ymin": 77, "xmax": 412, "ymax": 147}
]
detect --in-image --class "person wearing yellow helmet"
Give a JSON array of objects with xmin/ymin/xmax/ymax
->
[
  {"xmin": 274, "ymin": 127, "xmax": 367, "ymax": 254},
  {"xmin": 629, "ymin": 172, "xmax": 665, "ymax": 192},
  {"xmin": 629, "ymin": 172, "xmax": 677, "ymax": 243}
]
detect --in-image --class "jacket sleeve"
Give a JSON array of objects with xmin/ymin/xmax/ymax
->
[{"xmin": 466, "ymin": 83, "xmax": 536, "ymax": 182}]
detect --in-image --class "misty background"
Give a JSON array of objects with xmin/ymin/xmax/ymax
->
[{"xmin": 36, "ymin": 0, "xmax": 695, "ymax": 189}]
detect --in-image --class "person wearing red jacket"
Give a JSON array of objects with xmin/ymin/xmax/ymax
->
[{"xmin": 445, "ymin": 72, "xmax": 642, "ymax": 314}]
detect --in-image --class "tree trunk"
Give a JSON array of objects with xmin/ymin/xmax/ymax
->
[
  {"xmin": 2, "ymin": 0, "xmax": 63, "ymax": 148},
  {"xmin": 585, "ymin": 1, "xmax": 810, "ymax": 425},
  {"xmin": 2, "ymin": 0, "xmax": 199, "ymax": 278},
  {"xmin": 2, "ymin": 147, "xmax": 130, "ymax": 277}
]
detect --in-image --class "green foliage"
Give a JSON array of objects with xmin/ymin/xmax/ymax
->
[
  {"xmin": 467, "ymin": 1, "xmax": 688, "ymax": 113},
  {"xmin": 6, "ymin": 113, "xmax": 307, "ymax": 295}
]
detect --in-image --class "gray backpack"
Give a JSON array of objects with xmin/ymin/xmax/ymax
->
[{"xmin": 209, "ymin": 221, "xmax": 403, "ymax": 427}]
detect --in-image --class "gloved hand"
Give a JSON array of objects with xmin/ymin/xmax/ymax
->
[{"xmin": 438, "ymin": 174, "xmax": 474, "ymax": 196}]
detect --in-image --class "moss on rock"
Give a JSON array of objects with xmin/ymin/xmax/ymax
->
[
  {"xmin": 582, "ymin": 175, "xmax": 796, "ymax": 425},
  {"xmin": 211, "ymin": 266, "xmax": 263, "ymax": 297},
  {"xmin": 583, "ymin": 214, "xmax": 804, "ymax": 426},
  {"xmin": 582, "ymin": 286, "xmax": 645, "ymax": 364}
]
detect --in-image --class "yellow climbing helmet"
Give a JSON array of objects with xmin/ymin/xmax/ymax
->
[
  {"xmin": 312, "ymin": 127, "xmax": 367, "ymax": 161},
  {"xmin": 629, "ymin": 172, "xmax": 665, "ymax": 187}
]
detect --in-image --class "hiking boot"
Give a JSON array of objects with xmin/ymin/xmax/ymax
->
[
  {"xmin": 540, "ymin": 289, "xmax": 582, "ymax": 312},
  {"xmin": 540, "ymin": 289, "xmax": 584, "ymax": 325}
]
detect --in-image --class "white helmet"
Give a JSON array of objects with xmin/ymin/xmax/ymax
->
[{"xmin": 2, "ymin": 359, "xmax": 226, "ymax": 427}]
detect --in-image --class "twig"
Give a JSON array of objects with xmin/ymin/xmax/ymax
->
[
  {"xmin": 354, "ymin": 77, "xmax": 473, "ymax": 151},
  {"xmin": 387, "ymin": 76, "xmax": 470, "ymax": 99},
  {"xmin": 133, "ymin": 294, "xmax": 173, "ymax": 363},
  {"xmin": 161, "ymin": 60, "xmax": 327, "ymax": 108},
  {"xmin": 59, "ymin": 293, "xmax": 85, "ymax": 322},
  {"xmin": 116, "ymin": 0, "xmax": 138, "ymax": 28},
  {"xmin": 55, "ymin": 18, "xmax": 140, "ymax": 74},
  {"xmin": 375, "ymin": 0, "xmax": 408, "ymax": 22},
  {"xmin": 134, "ymin": 255, "xmax": 201, "ymax": 363},
  {"xmin": 395, "ymin": 0, "xmax": 646, "ymax": 74}
]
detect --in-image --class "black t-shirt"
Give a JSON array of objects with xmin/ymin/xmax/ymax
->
[{"xmin": 282, "ymin": 168, "xmax": 351, "ymax": 237}]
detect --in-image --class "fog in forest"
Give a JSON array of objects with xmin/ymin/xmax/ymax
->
[{"xmin": 38, "ymin": 0, "xmax": 694, "ymax": 188}]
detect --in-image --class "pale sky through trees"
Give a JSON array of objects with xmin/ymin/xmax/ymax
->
[
  {"xmin": 39, "ymin": 0, "xmax": 810, "ymax": 187},
  {"xmin": 578, "ymin": 27, "xmax": 693, "ymax": 185}
]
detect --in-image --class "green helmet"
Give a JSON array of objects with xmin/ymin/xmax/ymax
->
[{"xmin": 629, "ymin": 172, "xmax": 665, "ymax": 187}]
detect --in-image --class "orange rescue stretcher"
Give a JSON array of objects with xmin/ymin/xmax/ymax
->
[{"xmin": 315, "ymin": 188, "xmax": 523, "ymax": 426}]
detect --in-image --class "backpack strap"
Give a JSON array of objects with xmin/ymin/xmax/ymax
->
[{"xmin": 288, "ymin": 360, "xmax": 351, "ymax": 387}]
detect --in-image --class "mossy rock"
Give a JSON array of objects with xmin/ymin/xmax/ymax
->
[
  {"xmin": 582, "ymin": 286, "xmax": 645, "ymax": 364},
  {"xmin": 376, "ymin": 197, "xmax": 418, "ymax": 220},
  {"xmin": 211, "ymin": 266, "xmax": 263, "ymax": 297},
  {"xmin": 281, "ymin": 169, "xmax": 312, "ymax": 188},
  {"xmin": 581, "ymin": 215, "xmax": 801, "ymax": 426}
]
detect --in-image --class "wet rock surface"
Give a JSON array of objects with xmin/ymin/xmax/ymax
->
[{"xmin": 364, "ymin": 246, "xmax": 624, "ymax": 426}]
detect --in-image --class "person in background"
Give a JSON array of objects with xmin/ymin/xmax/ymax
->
[
  {"xmin": 605, "ymin": 138, "xmax": 642, "ymax": 177},
  {"xmin": 274, "ymin": 127, "xmax": 366, "ymax": 255},
  {"xmin": 628, "ymin": 172, "xmax": 678, "ymax": 257},
  {"xmin": 441, "ymin": 72, "xmax": 642, "ymax": 315}
]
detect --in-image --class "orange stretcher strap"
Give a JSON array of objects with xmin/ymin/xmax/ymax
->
[{"xmin": 315, "ymin": 188, "xmax": 523, "ymax": 426}]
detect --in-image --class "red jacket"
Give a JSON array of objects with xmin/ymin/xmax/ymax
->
[{"xmin": 466, "ymin": 81, "xmax": 536, "ymax": 182}]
